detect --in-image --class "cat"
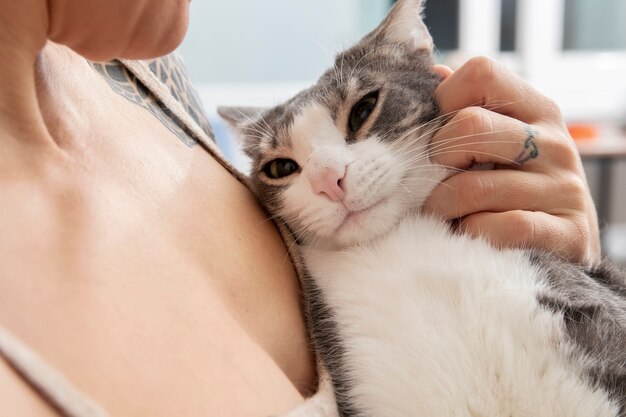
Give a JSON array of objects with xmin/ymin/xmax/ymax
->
[{"xmin": 218, "ymin": 0, "xmax": 626, "ymax": 415}]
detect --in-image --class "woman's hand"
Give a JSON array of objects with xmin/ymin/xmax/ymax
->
[{"xmin": 424, "ymin": 57, "xmax": 601, "ymax": 266}]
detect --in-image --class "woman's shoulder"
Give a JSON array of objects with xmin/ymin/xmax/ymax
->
[
  {"xmin": 88, "ymin": 53, "xmax": 215, "ymax": 148},
  {"xmin": 142, "ymin": 54, "xmax": 214, "ymax": 139}
]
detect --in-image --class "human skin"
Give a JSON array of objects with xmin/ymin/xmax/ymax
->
[
  {"xmin": 0, "ymin": 1, "xmax": 601, "ymax": 417},
  {"xmin": 426, "ymin": 62, "xmax": 600, "ymax": 267}
]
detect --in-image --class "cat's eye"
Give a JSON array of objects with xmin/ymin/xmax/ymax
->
[
  {"xmin": 262, "ymin": 158, "xmax": 299, "ymax": 179},
  {"xmin": 348, "ymin": 91, "xmax": 379, "ymax": 133}
]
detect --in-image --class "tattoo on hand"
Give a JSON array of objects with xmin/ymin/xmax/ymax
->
[{"xmin": 515, "ymin": 125, "xmax": 539, "ymax": 165}]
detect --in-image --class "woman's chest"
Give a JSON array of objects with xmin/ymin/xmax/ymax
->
[{"xmin": 1, "ymin": 53, "xmax": 316, "ymax": 415}]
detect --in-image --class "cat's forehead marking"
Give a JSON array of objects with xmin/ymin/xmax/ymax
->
[{"xmin": 290, "ymin": 102, "xmax": 343, "ymax": 162}]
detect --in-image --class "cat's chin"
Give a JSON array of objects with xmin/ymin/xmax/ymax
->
[{"xmin": 315, "ymin": 198, "xmax": 406, "ymax": 249}]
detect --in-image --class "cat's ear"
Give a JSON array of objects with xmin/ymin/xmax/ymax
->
[
  {"xmin": 217, "ymin": 106, "xmax": 264, "ymax": 129},
  {"xmin": 369, "ymin": 0, "xmax": 433, "ymax": 52},
  {"xmin": 218, "ymin": 106, "xmax": 267, "ymax": 157}
]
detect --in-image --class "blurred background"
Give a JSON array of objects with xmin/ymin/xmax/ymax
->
[{"xmin": 176, "ymin": 0, "xmax": 626, "ymax": 264}]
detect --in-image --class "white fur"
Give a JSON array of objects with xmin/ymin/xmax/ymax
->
[{"xmin": 301, "ymin": 216, "xmax": 617, "ymax": 416}]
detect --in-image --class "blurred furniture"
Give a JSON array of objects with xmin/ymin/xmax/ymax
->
[{"xmin": 575, "ymin": 125, "xmax": 626, "ymax": 251}]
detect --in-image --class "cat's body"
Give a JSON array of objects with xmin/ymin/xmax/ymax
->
[
  {"xmin": 303, "ymin": 215, "xmax": 623, "ymax": 416},
  {"xmin": 219, "ymin": 0, "xmax": 626, "ymax": 415}
]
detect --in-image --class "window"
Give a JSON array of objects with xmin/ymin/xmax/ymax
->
[
  {"xmin": 563, "ymin": 0, "xmax": 626, "ymax": 51},
  {"xmin": 516, "ymin": 0, "xmax": 626, "ymax": 121},
  {"xmin": 421, "ymin": 0, "xmax": 626, "ymax": 121},
  {"xmin": 422, "ymin": 0, "xmax": 460, "ymax": 51}
]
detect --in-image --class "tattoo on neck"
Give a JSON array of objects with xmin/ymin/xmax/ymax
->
[{"xmin": 89, "ymin": 59, "xmax": 212, "ymax": 148}]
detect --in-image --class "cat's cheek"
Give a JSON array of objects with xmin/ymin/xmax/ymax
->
[{"xmin": 282, "ymin": 185, "xmax": 348, "ymax": 244}]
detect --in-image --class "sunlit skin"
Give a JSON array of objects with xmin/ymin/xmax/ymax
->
[{"xmin": 0, "ymin": 1, "xmax": 600, "ymax": 416}]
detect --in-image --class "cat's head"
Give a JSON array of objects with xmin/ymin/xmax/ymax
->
[{"xmin": 220, "ymin": 0, "xmax": 447, "ymax": 248}]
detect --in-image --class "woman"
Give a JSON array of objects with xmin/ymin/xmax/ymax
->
[{"xmin": 0, "ymin": 1, "xmax": 600, "ymax": 416}]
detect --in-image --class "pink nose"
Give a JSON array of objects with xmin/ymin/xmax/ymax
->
[{"xmin": 310, "ymin": 167, "xmax": 345, "ymax": 202}]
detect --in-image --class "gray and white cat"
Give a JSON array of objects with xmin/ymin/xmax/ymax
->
[{"xmin": 219, "ymin": 0, "xmax": 626, "ymax": 415}]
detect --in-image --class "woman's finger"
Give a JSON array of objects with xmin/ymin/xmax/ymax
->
[
  {"xmin": 435, "ymin": 56, "xmax": 561, "ymax": 124},
  {"xmin": 432, "ymin": 64, "xmax": 454, "ymax": 80},
  {"xmin": 429, "ymin": 106, "xmax": 544, "ymax": 170},
  {"xmin": 458, "ymin": 210, "xmax": 594, "ymax": 264},
  {"xmin": 423, "ymin": 169, "xmax": 585, "ymax": 220}
]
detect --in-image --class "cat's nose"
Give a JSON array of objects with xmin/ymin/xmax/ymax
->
[{"xmin": 310, "ymin": 166, "xmax": 345, "ymax": 202}]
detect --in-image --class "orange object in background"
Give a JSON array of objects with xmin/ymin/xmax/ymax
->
[{"xmin": 568, "ymin": 123, "xmax": 599, "ymax": 141}]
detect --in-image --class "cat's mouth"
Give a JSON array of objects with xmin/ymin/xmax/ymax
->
[{"xmin": 336, "ymin": 199, "xmax": 387, "ymax": 233}]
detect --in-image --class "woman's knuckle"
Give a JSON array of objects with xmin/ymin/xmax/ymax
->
[
  {"xmin": 558, "ymin": 145, "xmax": 582, "ymax": 171},
  {"xmin": 457, "ymin": 107, "xmax": 488, "ymax": 136},
  {"xmin": 459, "ymin": 174, "xmax": 491, "ymax": 210},
  {"xmin": 508, "ymin": 211, "xmax": 536, "ymax": 240},
  {"xmin": 561, "ymin": 173, "xmax": 587, "ymax": 200},
  {"xmin": 465, "ymin": 56, "xmax": 498, "ymax": 85},
  {"xmin": 540, "ymin": 129, "xmax": 580, "ymax": 170},
  {"xmin": 568, "ymin": 218, "xmax": 591, "ymax": 262},
  {"xmin": 541, "ymin": 96, "xmax": 563, "ymax": 121}
]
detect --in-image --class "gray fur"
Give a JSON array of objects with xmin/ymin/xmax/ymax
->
[
  {"xmin": 300, "ymin": 268, "xmax": 360, "ymax": 417},
  {"xmin": 535, "ymin": 255, "xmax": 626, "ymax": 414}
]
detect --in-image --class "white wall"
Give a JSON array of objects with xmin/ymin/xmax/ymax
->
[{"xmin": 177, "ymin": 0, "xmax": 390, "ymax": 84}]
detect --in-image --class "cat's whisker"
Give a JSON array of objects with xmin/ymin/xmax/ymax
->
[
  {"xmin": 241, "ymin": 125, "xmax": 272, "ymax": 140},
  {"xmin": 384, "ymin": 178, "xmax": 414, "ymax": 198},
  {"xmin": 256, "ymin": 214, "xmax": 281, "ymax": 227},
  {"xmin": 427, "ymin": 139, "xmax": 520, "ymax": 154},
  {"xmin": 390, "ymin": 99, "xmax": 522, "ymax": 149},
  {"xmin": 257, "ymin": 117, "xmax": 276, "ymax": 139},
  {"xmin": 399, "ymin": 109, "xmax": 472, "ymax": 145},
  {"xmin": 383, "ymin": 106, "xmax": 473, "ymax": 146},
  {"xmin": 240, "ymin": 123, "xmax": 269, "ymax": 135},
  {"xmin": 338, "ymin": 50, "xmax": 346, "ymax": 86},
  {"xmin": 428, "ymin": 150, "xmax": 519, "ymax": 166},
  {"xmin": 428, "ymin": 129, "xmax": 518, "ymax": 153},
  {"xmin": 232, "ymin": 108, "xmax": 274, "ymax": 138},
  {"xmin": 432, "ymin": 139, "xmax": 521, "ymax": 154},
  {"xmin": 347, "ymin": 44, "xmax": 404, "ymax": 83},
  {"xmin": 351, "ymin": 59, "xmax": 395, "ymax": 81},
  {"xmin": 282, "ymin": 223, "xmax": 312, "ymax": 262},
  {"xmin": 385, "ymin": 123, "xmax": 517, "ymax": 165},
  {"xmin": 311, "ymin": 38, "xmax": 338, "ymax": 63},
  {"xmin": 402, "ymin": 174, "xmax": 454, "ymax": 190},
  {"xmin": 406, "ymin": 164, "xmax": 466, "ymax": 174},
  {"xmin": 383, "ymin": 125, "xmax": 434, "ymax": 154},
  {"xmin": 374, "ymin": 101, "xmax": 522, "ymax": 156},
  {"xmin": 383, "ymin": 118, "xmax": 448, "ymax": 153},
  {"xmin": 291, "ymin": 222, "xmax": 320, "ymax": 246},
  {"xmin": 395, "ymin": 155, "xmax": 461, "ymax": 172},
  {"xmin": 240, "ymin": 133, "xmax": 268, "ymax": 143},
  {"xmin": 395, "ymin": 151, "xmax": 431, "ymax": 168}
]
